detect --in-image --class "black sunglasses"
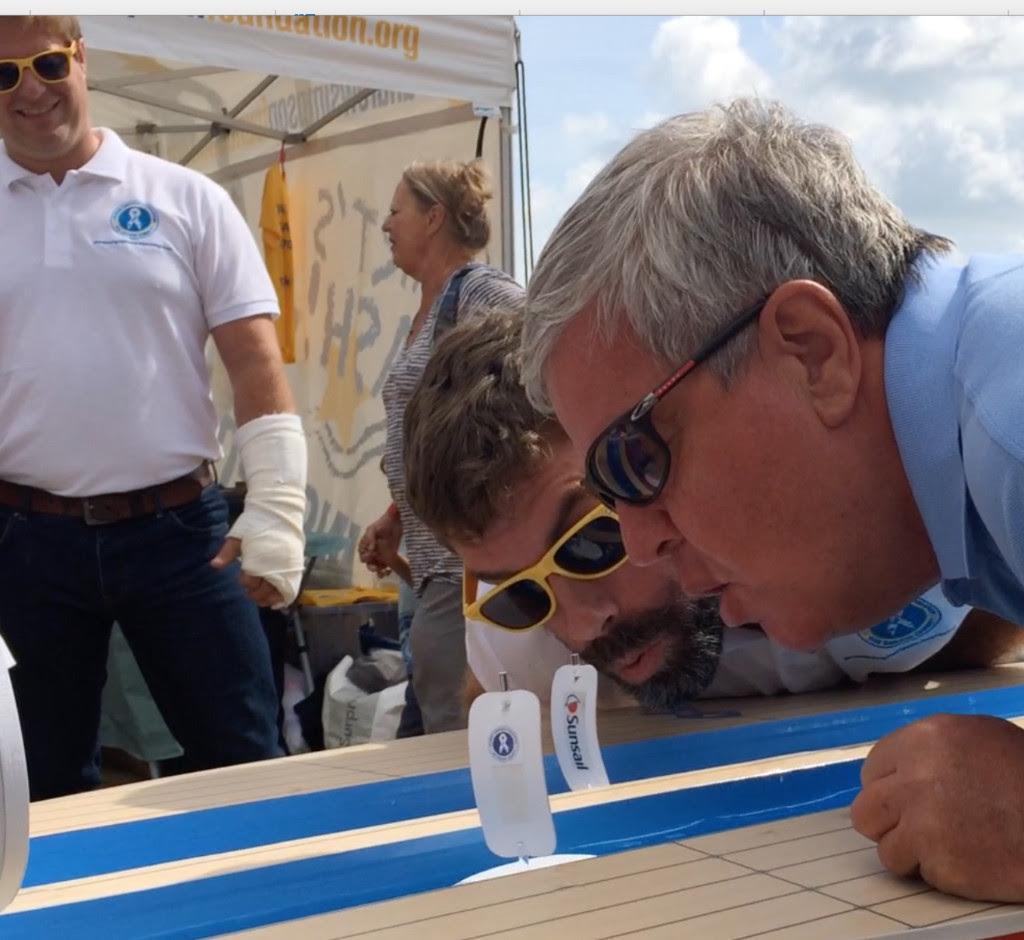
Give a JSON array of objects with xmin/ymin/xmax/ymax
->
[{"xmin": 584, "ymin": 298, "xmax": 767, "ymax": 507}]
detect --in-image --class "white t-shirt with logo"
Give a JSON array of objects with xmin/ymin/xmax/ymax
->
[
  {"xmin": 0, "ymin": 130, "xmax": 279, "ymax": 495},
  {"xmin": 466, "ymin": 586, "xmax": 968, "ymax": 706}
]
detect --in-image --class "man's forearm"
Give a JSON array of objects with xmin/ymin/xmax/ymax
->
[{"xmin": 212, "ymin": 315, "xmax": 295, "ymax": 425}]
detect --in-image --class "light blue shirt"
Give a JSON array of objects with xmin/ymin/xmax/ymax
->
[{"xmin": 885, "ymin": 254, "xmax": 1024, "ymax": 622}]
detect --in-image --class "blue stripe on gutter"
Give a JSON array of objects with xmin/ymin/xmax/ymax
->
[
  {"xmin": 24, "ymin": 684, "xmax": 1023, "ymax": 888},
  {"xmin": 3, "ymin": 759, "xmax": 863, "ymax": 939}
]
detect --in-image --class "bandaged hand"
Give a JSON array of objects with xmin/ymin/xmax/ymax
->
[{"xmin": 212, "ymin": 413, "xmax": 307, "ymax": 608}]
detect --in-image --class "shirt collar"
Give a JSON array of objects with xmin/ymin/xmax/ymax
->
[
  {"xmin": 0, "ymin": 141, "xmax": 34, "ymax": 188},
  {"xmin": 0, "ymin": 127, "xmax": 128, "ymax": 189},
  {"xmin": 884, "ymin": 256, "xmax": 970, "ymax": 581}
]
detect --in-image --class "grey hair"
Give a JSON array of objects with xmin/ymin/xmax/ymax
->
[{"xmin": 521, "ymin": 96, "xmax": 952, "ymax": 412}]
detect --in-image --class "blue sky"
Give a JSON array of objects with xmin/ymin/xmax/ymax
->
[{"xmin": 514, "ymin": 15, "xmax": 1024, "ymax": 277}]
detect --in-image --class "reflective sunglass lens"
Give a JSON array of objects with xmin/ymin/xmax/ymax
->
[
  {"xmin": 592, "ymin": 426, "xmax": 667, "ymax": 503},
  {"xmin": 33, "ymin": 52, "xmax": 70, "ymax": 82},
  {"xmin": 0, "ymin": 63, "xmax": 19, "ymax": 92},
  {"xmin": 553, "ymin": 516, "xmax": 626, "ymax": 574},
  {"xmin": 480, "ymin": 579, "xmax": 551, "ymax": 630}
]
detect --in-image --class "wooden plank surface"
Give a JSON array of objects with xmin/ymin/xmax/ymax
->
[{"xmin": 7, "ymin": 665, "xmax": 1024, "ymax": 938}]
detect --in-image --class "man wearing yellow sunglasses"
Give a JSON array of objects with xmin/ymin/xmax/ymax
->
[
  {"xmin": 0, "ymin": 16, "xmax": 307, "ymax": 799},
  {"xmin": 404, "ymin": 313, "xmax": 1024, "ymax": 714}
]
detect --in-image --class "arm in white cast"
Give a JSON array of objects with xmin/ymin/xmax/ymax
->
[{"xmin": 228, "ymin": 413, "xmax": 307, "ymax": 607}]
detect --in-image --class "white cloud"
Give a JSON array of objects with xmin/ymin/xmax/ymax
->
[
  {"xmin": 636, "ymin": 110, "xmax": 669, "ymax": 130},
  {"xmin": 865, "ymin": 16, "xmax": 1024, "ymax": 73},
  {"xmin": 720, "ymin": 15, "xmax": 1024, "ymax": 258},
  {"xmin": 650, "ymin": 16, "xmax": 772, "ymax": 106},
  {"xmin": 524, "ymin": 15, "xmax": 1024, "ymax": 273},
  {"xmin": 565, "ymin": 157, "xmax": 605, "ymax": 195},
  {"xmin": 561, "ymin": 112, "xmax": 613, "ymax": 140}
]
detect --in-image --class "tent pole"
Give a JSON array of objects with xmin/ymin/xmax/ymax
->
[
  {"xmin": 499, "ymin": 105, "xmax": 515, "ymax": 278},
  {"xmin": 297, "ymin": 88, "xmax": 376, "ymax": 142},
  {"xmin": 179, "ymin": 75, "xmax": 280, "ymax": 167},
  {"xmin": 94, "ymin": 65, "xmax": 232, "ymax": 88},
  {"xmin": 87, "ymin": 80, "xmax": 292, "ymax": 141}
]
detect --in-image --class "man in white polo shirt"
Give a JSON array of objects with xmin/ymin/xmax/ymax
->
[{"xmin": 0, "ymin": 16, "xmax": 307, "ymax": 798}]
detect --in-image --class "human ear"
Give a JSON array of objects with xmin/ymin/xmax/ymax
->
[
  {"xmin": 426, "ymin": 203, "xmax": 446, "ymax": 237},
  {"xmin": 757, "ymin": 280, "xmax": 862, "ymax": 428}
]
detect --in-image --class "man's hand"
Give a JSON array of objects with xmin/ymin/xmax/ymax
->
[
  {"xmin": 851, "ymin": 713, "xmax": 1024, "ymax": 902},
  {"xmin": 357, "ymin": 511, "xmax": 403, "ymax": 578},
  {"xmin": 211, "ymin": 537, "xmax": 285, "ymax": 608}
]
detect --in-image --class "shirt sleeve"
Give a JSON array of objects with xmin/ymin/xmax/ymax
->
[
  {"xmin": 456, "ymin": 267, "xmax": 525, "ymax": 322},
  {"xmin": 962, "ymin": 410, "xmax": 1024, "ymax": 592},
  {"xmin": 956, "ymin": 258, "xmax": 1024, "ymax": 596},
  {"xmin": 194, "ymin": 179, "xmax": 281, "ymax": 329}
]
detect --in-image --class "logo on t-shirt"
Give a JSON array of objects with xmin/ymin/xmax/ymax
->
[
  {"xmin": 111, "ymin": 202, "xmax": 159, "ymax": 239},
  {"xmin": 860, "ymin": 597, "xmax": 943, "ymax": 649}
]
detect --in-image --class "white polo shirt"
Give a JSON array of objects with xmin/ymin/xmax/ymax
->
[
  {"xmin": 466, "ymin": 585, "xmax": 969, "ymax": 706},
  {"xmin": 0, "ymin": 130, "xmax": 279, "ymax": 496}
]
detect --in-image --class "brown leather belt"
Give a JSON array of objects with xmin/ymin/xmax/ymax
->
[{"xmin": 0, "ymin": 462, "xmax": 217, "ymax": 526}]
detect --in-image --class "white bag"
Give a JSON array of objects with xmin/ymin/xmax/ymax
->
[{"xmin": 322, "ymin": 649, "xmax": 408, "ymax": 748}]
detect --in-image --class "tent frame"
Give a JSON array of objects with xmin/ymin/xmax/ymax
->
[
  {"xmin": 91, "ymin": 70, "xmax": 382, "ymax": 166},
  {"xmin": 89, "ymin": 71, "xmax": 517, "ymax": 274}
]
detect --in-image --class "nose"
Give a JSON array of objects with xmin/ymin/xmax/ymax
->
[
  {"xmin": 381, "ymin": 215, "xmax": 391, "ymax": 234},
  {"xmin": 615, "ymin": 501, "xmax": 680, "ymax": 568},
  {"xmin": 547, "ymin": 574, "xmax": 616, "ymax": 651},
  {"xmin": 14, "ymin": 67, "xmax": 48, "ymax": 100}
]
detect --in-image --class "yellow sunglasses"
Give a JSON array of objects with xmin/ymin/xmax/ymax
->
[
  {"xmin": 0, "ymin": 41, "xmax": 79, "ymax": 95},
  {"xmin": 463, "ymin": 503, "xmax": 628, "ymax": 631}
]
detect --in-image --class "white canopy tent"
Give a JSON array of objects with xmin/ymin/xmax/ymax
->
[{"xmin": 79, "ymin": 15, "xmax": 520, "ymax": 582}]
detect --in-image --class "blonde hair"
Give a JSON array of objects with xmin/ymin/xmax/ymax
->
[
  {"xmin": 1, "ymin": 16, "xmax": 83, "ymax": 42},
  {"xmin": 403, "ymin": 158, "xmax": 492, "ymax": 252},
  {"xmin": 403, "ymin": 311, "xmax": 561, "ymax": 544}
]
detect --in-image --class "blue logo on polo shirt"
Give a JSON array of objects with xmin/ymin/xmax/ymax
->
[
  {"xmin": 860, "ymin": 597, "xmax": 942, "ymax": 649},
  {"xmin": 111, "ymin": 202, "xmax": 159, "ymax": 238}
]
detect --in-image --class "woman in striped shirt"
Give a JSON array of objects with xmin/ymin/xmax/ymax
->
[{"xmin": 358, "ymin": 158, "xmax": 524, "ymax": 733}]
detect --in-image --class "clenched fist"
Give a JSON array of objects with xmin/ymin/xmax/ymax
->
[{"xmin": 851, "ymin": 713, "xmax": 1024, "ymax": 902}]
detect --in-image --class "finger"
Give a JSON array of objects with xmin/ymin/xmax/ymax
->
[
  {"xmin": 850, "ymin": 772, "xmax": 903, "ymax": 842},
  {"xmin": 876, "ymin": 821, "xmax": 921, "ymax": 879},
  {"xmin": 211, "ymin": 537, "xmax": 242, "ymax": 569},
  {"xmin": 241, "ymin": 576, "xmax": 283, "ymax": 608},
  {"xmin": 860, "ymin": 727, "xmax": 907, "ymax": 785},
  {"xmin": 251, "ymin": 584, "xmax": 284, "ymax": 608}
]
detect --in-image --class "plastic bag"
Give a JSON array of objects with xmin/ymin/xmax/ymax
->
[{"xmin": 322, "ymin": 648, "xmax": 408, "ymax": 747}]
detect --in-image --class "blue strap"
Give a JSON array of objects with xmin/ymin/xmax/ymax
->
[{"xmin": 434, "ymin": 263, "xmax": 484, "ymax": 343}]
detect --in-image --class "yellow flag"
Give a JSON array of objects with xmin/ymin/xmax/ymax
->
[{"xmin": 260, "ymin": 161, "xmax": 296, "ymax": 363}]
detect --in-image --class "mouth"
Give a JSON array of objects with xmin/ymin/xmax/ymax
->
[
  {"xmin": 684, "ymin": 582, "xmax": 727, "ymax": 600},
  {"xmin": 613, "ymin": 635, "xmax": 669, "ymax": 685},
  {"xmin": 15, "ymin": 100, "xmax": 60, "ymax": 119}
]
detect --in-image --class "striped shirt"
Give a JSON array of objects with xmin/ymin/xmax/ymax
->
[{"xmin": 382, "ymin": 265, "xmax": 524, "ymax": 596}]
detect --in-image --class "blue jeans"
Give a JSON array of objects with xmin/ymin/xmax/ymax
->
[{"xmin": 0, "ymin": 486, "xmax": 282, "ymax": 799}]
